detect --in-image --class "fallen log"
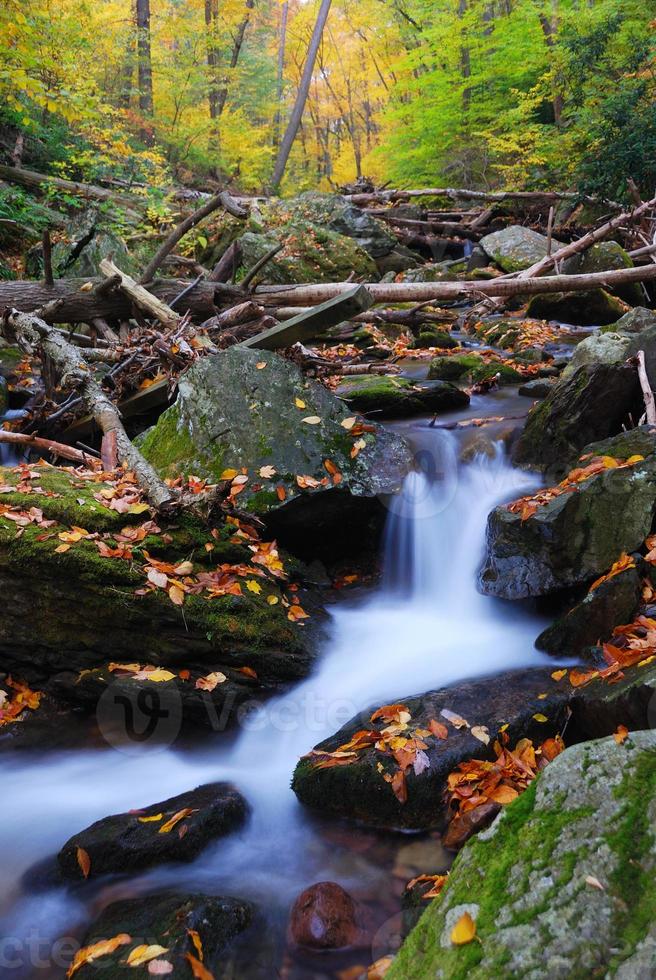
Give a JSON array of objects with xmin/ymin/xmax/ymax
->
[
  {"xmin": 99, "ymin": 259, "xmax": 181, "ymax": 329},
  {"xmin": 0, "ymin": 309, "xmax": 177, "ymax": 510},
  {"xmin": 0, "ymin": 277, "xmax": 218, "ymax": 324},
  {"xmin": 0, "ymin": 163, "xmax": 142, "ymax": 211},
  {"xmin": 249, "ymin": 263, "xmax": 656, "ymax": 307},
  {"xmin": 366, "ymin": 212, "xmax": 483, "ymax": 242},
  {"xmin": 343, "ymin": 187, "xmax": 614, "ymax": 207},
  {"xmin": 0, "ymin": 431, "xmax": 93, "ymax": 464}
]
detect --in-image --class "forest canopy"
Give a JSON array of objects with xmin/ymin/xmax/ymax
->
[{"xmin": 0, "ymin": 0, "xmax": 655, "ymax": 199}]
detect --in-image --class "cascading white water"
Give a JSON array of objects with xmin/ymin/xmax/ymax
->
[{"xmin": 0, "ymin": 427, "xmax": 555, "ymax": 976}]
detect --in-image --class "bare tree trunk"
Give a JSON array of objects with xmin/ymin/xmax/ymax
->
[
  {"xmin": 215, "ymin": 0, "xmax": 255, "ymax": 118},
  {"xmin": 136, "ymin": 0, "xmax": 153, "ymax": 119},
  {"xmin": 273, "ymin": 1, "xmax": 289, "ymax": 150},
  {"xmin": 271, "ymin": 0, "xmax": 333, "ymax": 189},
  {"xmin": 205, "ymin": 0, "xmax": 221, "ymax": 141}
]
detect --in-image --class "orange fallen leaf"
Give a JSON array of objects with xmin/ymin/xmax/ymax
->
[
  {"xmin": 429, "ymin": 719, "xmax": 448, "ymax": 740},
  {"xmin": 614, "ymin": 724, "xmax": 629, "ymax": 745},
  {"xmin": 76, "ymin": 847, "xmax": 91, "ymax": 879},
  {"xmin": 159, "ymin": 808, "xmax": 196, "ymax": 834},
  {"xmin": 185, "ymin": 954, "xmax": 214, "ymax": 980},
  {"xmin": 67, "ymin": 934, "xmax": 131, "ymax": 977}
]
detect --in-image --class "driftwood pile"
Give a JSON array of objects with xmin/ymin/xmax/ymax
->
[{"xmin": 2, "ymin": 164, "xmax": 656, "ymax": 511}]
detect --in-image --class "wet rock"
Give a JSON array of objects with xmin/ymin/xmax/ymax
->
[
  {"xmin": 518, "ymin": 378, "xmax": 557, "ymax": 399},
  {"xmin": 139, "ymin": 347, "xmax": 413, "ymax": 560},
  {"xmin": 562, "ymin": 240, "xmax": 642, "ymax": 305},
  {"xmin": 427, "ymin": 353, "xmax": 522, "ymax": 385},
  {"xmin": 512, "ymin": 362, "xmax": 643, "ymax": 472},
  {"xmin": 525, "ymin": 289, "xmax": 626, "ymax": 326},
  {"xmin": 375, "ymin": 246, "xmax": 420, "ymax": 276},
  {"xmin": 292, "ymin": 668, "xmax": 571, "ymax": 831},
  {"xmin": 482, "ymin": 429, "xmax": 656, "ymax": 599},
  {"xmin": 536, "ymin": 564, "xmax": 642, "ymax": 657},
  {"xmin": 480, "ymin": 226, "xmax": 563, "ymax": 273},
  {"xmin": 560, "ymin": 331, "xmax": 631, "ymax": 380},
  {"xmin": 0, "ymin": 465, "xmax": 313, "ymax": 713},
  {"xmin": 441, "ymin": 800, "xmax": 501, "ymax": 851},
  {"xmin": 288, "ymin": 881, "xmax": 372, "ymax": 950},
  {"xmin": 335, "ymin": 375, "xmax": 469, "ymax": 418},
  {"xmin": 58, "ymin": 783, "xmax": 248, "ymax": 880},
  {"xmin": 70, "ymin": 893, "xmax": 251, "ymax": 979},
  {"xmin": 386, "ymin": 732, "xmax": 656, "ymax": 980}
]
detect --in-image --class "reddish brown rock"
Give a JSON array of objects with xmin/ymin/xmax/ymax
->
[{"xmin": 288, "ymin": 881, "xmax": 371, "ymax": 950}]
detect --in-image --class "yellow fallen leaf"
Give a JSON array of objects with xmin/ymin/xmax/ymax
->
[
  {"xmin": 302, "ymin": 416, "xmax": 321, "ymax": 425},
  {"xmin": 187, "ymin": 929, "xmax": 203, "ymax": 960},
  {"xmin": 127, "ymin": 502, "xmax": 150, "ymax": 515},
  {"xmin": 533, "ymin": 713, "xmax": 548, "ymax": 723},
  {"xmin": 67, "ymin": 934, "xmax": 131, "ymax": 977},
  {"xmin": 246, "ymin": 579, "xmax": 262, "ymax": 594},
  {"xmin": 256, "ymin": 362, "xmax": 267, "ymax": 370},
  {"xmin": 551, "ymin": 669, "xmax": 567, "ymax": 681},
  {"xmin": 195, "ymin": 672, "xmax": 227, "ymax": 691},
  {"xmin": 341, "ymin": 417, "xmax": 356, "ymax": 430},
  {"xmin": 55, "ymin": 543, "xmax": 71, "ymax": 554},
  {"xmin": 174, "ymin": 561, "xmax": 194, "ymax": 576},
  {"xmin": 132, "ymin": 668, "xmax": 177, "ymax": 683},
  {"xmin": 219, "ymin": 469, "xmax": 238, "ymax": 480},
  {"xmin": 137, "ymin": 813, "xmax": 163, "ymax": 823},
  {"xmin": 168, "ymin": 585, "xmax": 185, "ymax": 606},
  {"xmin": 294, "ymin": 397, "xmax": 306, "ymax": 409},
  {"xmin": 266, "ymin": 595, "xmax": 279, "ymax": 605},
  {"xmin": 126, "ymin": 945, "xmax": 169, "ymax": 967},
  {"xmin": 76, "ymin": 847, "xmax": 91, "ymax": 879},
  {"xmin": 79, "ymin": 281, "xmax": 94, "ymax": 292},
  {"xmin": 470, "ymin": 725, "xmax": 490, "ymax": 745},
  {"xmin": 450, "ymin": 912, "xmax": 476, "ymax": 946}
]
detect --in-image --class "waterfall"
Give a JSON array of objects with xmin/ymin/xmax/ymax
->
[{"xmin": 0, "ymin": 428, "xmax": 555, "ymax": 974}]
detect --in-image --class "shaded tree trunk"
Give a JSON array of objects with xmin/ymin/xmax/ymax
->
[
  {"xmin": 271, "ymin": 0, "xmax": 333, "ymax": 189},
  {"xmin": 136, "ymin": 0, "xmax": 153, "ymax": 117},
  {"xmin": 273, "ymin": 1, "xmax": 289, "ymax": 150}
]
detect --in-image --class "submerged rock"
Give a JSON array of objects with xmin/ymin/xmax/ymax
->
[
  {"xmin": 335, "ymin": 375, "xmax": 469, "ymax": 418},
  {"xmin": 386, "ymin": 732, "xmax": 656, "ymax": 980},
  {"xmin": 292, "ymin": 668, "xmax": 571, "ymax": 830},
  {"xmin": 525, "ymin": 288, "xmax": 626, "ymax": 326},
  {"xmin": 70, "ymin": 893, "xmax": 251, "ymax": 979},
  {"xmin": 288, "ymin": 881, "xmax": 372, "ymax": 950},
  {"xmin": 482, "ymin": 429, "xmax": 656, "ymax": 598},
  {"xmin": 480, "ymin": 226, "xmax": 562, "ymax": 273},
  {"xmin": 139, "ymin": 347, "xmax": 412, "ymax": 560},
  {"xmin": 512, "ymin": 362, "xmax": 642, "ymax": 472},
  {"xmin": 58, "ymin": 782, "xmax": 248, "ymax": 880}
]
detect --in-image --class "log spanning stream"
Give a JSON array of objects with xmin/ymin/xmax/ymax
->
[{"xmin": 0, "ymin": 400, "xmax": 555, "ymax": 978}]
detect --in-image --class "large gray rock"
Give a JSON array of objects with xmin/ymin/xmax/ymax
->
[
  {"xmin": 387, "ymin": 732, "xmax": 656, "ymax": 980},
  {"xmin": 139, "ymin": 347, "xmax": 412, "ymax": 559},
  {"xmin": 70, "ymin": 893, "xmax": 251, "ymax": 979},
  {"xmin": 481, "ymin": 428, "xmax": 656, "ymax": 598},
  {"xmin": 480, "ymin": 226, "xmax": 563, "ymax": 273},
  {"xmin": 561, "ymin": 331, "xmax": 631, "ymax": 380},
  {"xmin": 609, "ymin": 306, "xmax": 656, "ymax": 335},
  {"xmin": 53, "ymin": 208, "xmax": 137, "ymax": 277},
  {"xmin": 525, "ymin": 289, "xmax": 626, "ymax": 326},
  {"xmin": 512, "ymin": 361, "xmax": 643, "ymax": 472},
  {"xmin": 272, "ymin": 192, "xmax": 397, "ymax": 258},
  {"xmin": 235, "ymin": 225, "xmax": 377, "ymax": 285}
]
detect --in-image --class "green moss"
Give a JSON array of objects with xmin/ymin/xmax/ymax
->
[
  {"xmin": 137, "ymin": 405, "xmax": 202, "ymax": 479},
  {"xmin": 427, "ymin": 354, "xmax": 522, "ymax": 385}
]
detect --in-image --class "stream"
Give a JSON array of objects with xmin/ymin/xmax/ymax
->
[{"xmin": 0, "ymin": 395, "xmax": 555, "ymax": 978}]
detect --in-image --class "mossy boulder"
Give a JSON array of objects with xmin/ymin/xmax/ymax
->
[
  {"xmin": 387, "ymin": 732, "xmax": 656, "ymax": 980},
  {"xmin": 139, "ymin": 347, "xmax": 412, "ymax": 560},
  {"xmin": 428, "ymin": 354, "xmax": 522, "ymax": 385},
  {"xmin": 536, "ymin": 564, "xmax": 642, "ymax": 657},
  {"xmin": 512, "ymin": 362, "xmax": 643, "ymax": 473},
  {"xmin": 562, "ymin": 240, "xmax": 642, "ymax": 305},
  {"xmin": 409, "ymin": 329, "xmax": 458, "ymax": 350},
  {"xmin": 0, "ymin": 465, "xmax": 313, "ymax": 717},
  {"xmin": 235, "ymin": 223, "xmax": 378, "ymax": 286},
  {"xmin": 71, "ymin": 893, "xmax": 251, "ymax": 979},
  {"xmin": 335, "ymin": 375, "xmax": 469, "ymax": 419},
  {"xmin": 526, "ymin": 289, "xmax": 626, "ymax": 326},
  {"xmin": 480, "ymin": 226, "xmax": 563, "ymax": 273},
  {"xmin": 561, "ymin": 331, "xmax": 631, "ymax": 380},
  {"xmin": 480, "ymin": 429, "xmax": 656, "ymax": 599},
  {"xmin": 58, "ymin": 783, "xmax": 247, "ymax": 880},
  {"xmin": 292, "ymin": 668, "xmax": 571, "ymax": 831},
  {"xmin": 267, "ymin": 192, "xmax": 397, "ymax": 258},
  {"xmin": 35, "ymin": 208, "xmax": 137, "ymax": 278}
]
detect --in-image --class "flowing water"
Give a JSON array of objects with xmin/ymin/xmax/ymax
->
[{"xmin": 0, "ymin": 413, "xmax": 555, "ymax": 978}]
